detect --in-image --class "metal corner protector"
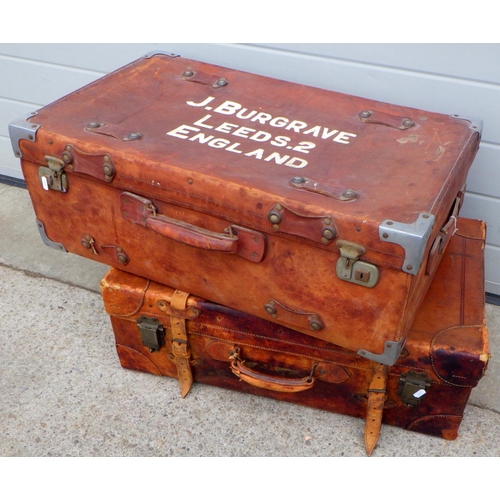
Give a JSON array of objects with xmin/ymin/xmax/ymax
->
[
  {"xmin": 451, "ymin": 114, "xmax": 483, "ymax": 135},
  {"xmin": 36, "ymin": 219, "xmax": 67, "ymax": 252},
  {"xmin": 9, "ymin": 112, "xmax": 40, "ymax": 159},
  {"xmin": 143, "ymin": 51, "xmax": 180, "ymax": 59},
  {"xmin": 379, "ymin": 212, "xmax": 435, "ymax": 275},
  {"xmin": 357, "ymin": 338, "xmax": 407, "ymax": 366}
]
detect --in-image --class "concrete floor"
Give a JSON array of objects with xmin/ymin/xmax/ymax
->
[{"xmin": 1, "ymin": 182, "xmax": 500, "ymax": 457}]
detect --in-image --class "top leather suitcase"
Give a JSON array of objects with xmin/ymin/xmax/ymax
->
[{"xmin": 9, "ymin": 51, "xmax": 482, "ymax": 365}]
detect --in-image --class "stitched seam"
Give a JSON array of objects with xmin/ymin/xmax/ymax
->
[
  {"xmin": 406, "ymin": 414, "xmax": 462, "ymax": 430},
  {"xmin": 429, "ymin": 324, "xmax": 484, "ymax": 388},
  {"xmin": 110, "ymin": 315, "xmax": 373, "ymax": 372},
  {"xmin": 393, "ymin": 272, "xmax": 411, "ymax": 341},
  {"xmin": 191, "ymin": 330, "xmax": 366, "ymax": 372},
  {"xmin": 104, "ymin": 280, "xmax": 151, "ymax": 317}
]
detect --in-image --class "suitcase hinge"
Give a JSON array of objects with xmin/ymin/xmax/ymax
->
[
  {"xmin": 38, "ymin": 156, "xmax": 69, "ymax": 193},
  {"xmin": 335, "ymin": 240, "xmax": 379, "ymax": 288},
  {"xmin": 397, "ymin": 370, "xmax": 432, "ymax": 407},
  {"xmin": 137, "ymin": 316, "xmax": 165, "ymax": 352}
]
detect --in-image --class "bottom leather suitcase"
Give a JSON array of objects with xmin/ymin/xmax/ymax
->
[{"xmin": 100, "ymin": 217, "xmax": 489, "ymax": 455}]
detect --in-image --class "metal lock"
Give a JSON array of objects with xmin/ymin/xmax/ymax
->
[
  {"xmin": 137, "ymin": 316, "xmax": 165, "ymax": 352},
  {"xmin": 397, "ymin": 370, "xmax": 431, "ymax": 407},
  {"xmin": 335, "ymin": 240, "xmax": 379, "ymax": 288},
  {"xmin": 38, "ymin": 156, "xmax": 68, "ymax": 192}
]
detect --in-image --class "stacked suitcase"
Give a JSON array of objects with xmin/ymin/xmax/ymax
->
[{"xmin": 9, "ymin": 52, "xmax": 490, "ymax": 455}]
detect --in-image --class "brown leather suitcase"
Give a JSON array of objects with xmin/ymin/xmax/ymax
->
[
  {"xmin": 10, "ymin": 51, "xmax": 482, "ymax": 364},
  {"xmin": 100, "ymin": 218, "xmax": 489, "ymax": 454}
]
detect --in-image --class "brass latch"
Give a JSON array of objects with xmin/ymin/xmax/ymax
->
[
  {"xmin": 137, "ymin": 316, "xmax": 165, "ymax": 352},
  {"xmin": 335, "ymin": 240, "xmax": 379, "ymax": 288},
  {"xmin": 397, "ymin": 370, "xmax": 431, "ymax": 407},
  {"xmin": 38, "ymin": 156, "xmax": 68, "ymax": 192}
]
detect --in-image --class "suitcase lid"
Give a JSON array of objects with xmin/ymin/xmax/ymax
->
[{"xmin": 12, "ymin": 52, "xmax": 482, "ymax": 272}]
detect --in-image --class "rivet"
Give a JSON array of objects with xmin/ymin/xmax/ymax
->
[
  {"xmin": 251, "ymin": 252, "xmax": 258, "ymax": 259},
  {"xmin": 406, "ymin": 265, "xmax": 413, "ymax": 271},
  {"xmin": 118, "ymin": 254, "xmax": 128, "ymax": 264},
  {"xmin": 275, "ymin": 204, "xmax": 282, "ymax": 211},
  {"xmin": 87, "ymin": 122, "xmax": 101, "ymax": 129},
  {"xmin": 382, "ymin": 233, "xmax": 389, "ymax": 239},
  {"xmin": 423, "ymin": 214, "xmax": 429, "ymax": 218},
  {"xmin": 62, "ymin": 152, "xmax": 73, "ymax": 164},
  {"xmin": 359, "ymin": 110, "xmax": 372, "ymax": 118},
  {"xmin": 103, "ymin": 155, "xmax": 110, "ymax": 163},
  {"xmin": 103, "ymin": 165, "xmax": 112, "ymax": 175},
  {"xmin": 322, "ymin": 227, "xmax": 336, "ymax": 240},
  {"xmin": 216, "ymin": 78, "xmax": 228, "ymax": 87},
  {"xmin": 387, "ymin": 221, "xmax": 393, "ymax": 225},
  {"xmin": 127, "ymin": 132, "xmax": 142, "ymax": 140},
  {"xmin": 188, "ymin": 178, "xmax": 193, "ymax": 184},
  {"xmin": 183, "ymin": 70, "xmax": 194, "ymax": 77},
  {"xmin": 402, "ymin": 118, "xmax": 414, "ymax": 127},
  {"xmin": 264, "ymin": 302, "xmax": 277, "ymax": 316},
  {"xmin": 321, "ymin": 237, "xmax": 328, "ymax": 244},
  {"xmin": 272, "ymin": 224, "xmax": 280, "ymax": 231},
  {"xmin": 268, "ymin": 211, "xmax": 282, "ymax": 224},
  {"xmin": 323, "ymin": 218, "xmax": 331, "ymax": 225},
  {"xmin": 310, "ymin": 320, "xmax": 323, "ymax": 331},
  {"xmin": 291, "ymin": 176, "xmax": 306, "ymax": 184},
  {"xmin": 28, "ymin": 135, "xmax": 33, "ymax": 140},
  {"xmin": 343, "ymin": 189, "xmax": 357, "ymax": 199}
]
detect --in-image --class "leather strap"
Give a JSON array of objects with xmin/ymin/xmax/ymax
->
[
  {"xmin": 169, "ymin": 290, "xmax": 193, "ymax": 398},
  {"xmin": 364, "ymin": 362, "xmax": 389, "ymax": 456}
]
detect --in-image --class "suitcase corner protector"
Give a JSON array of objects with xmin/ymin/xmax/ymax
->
[
  {"xmin": 357, "ymin": 337, "xmax": 407, "ymax": 366},
  {"xmin": 9, "ymin": 111, "xmax": 40, "ymax": 159},
  {"xmin": 143, "ymin": 51, "xmax": 180, "ymax": 59}
]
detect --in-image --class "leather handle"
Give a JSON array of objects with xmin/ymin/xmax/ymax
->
[
  {"xmin": 120, "ymin": 192, "xmax": 265, "ymax": 262},
  {"xmin": 147, "ymin": 214, "xmax": 239, "ymax": 253},
  {"xmin": 230, "ymin": 356, "xmax": 315, "ymax": 393}
]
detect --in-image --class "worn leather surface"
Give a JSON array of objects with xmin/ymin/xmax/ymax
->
[
  {"xmin": 21, "ymin": 54, "xmax": 480, "ymax": 357},
  {"xmin": 101, "ymin": 219, "xmax": 489, "ymax": 441}
]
